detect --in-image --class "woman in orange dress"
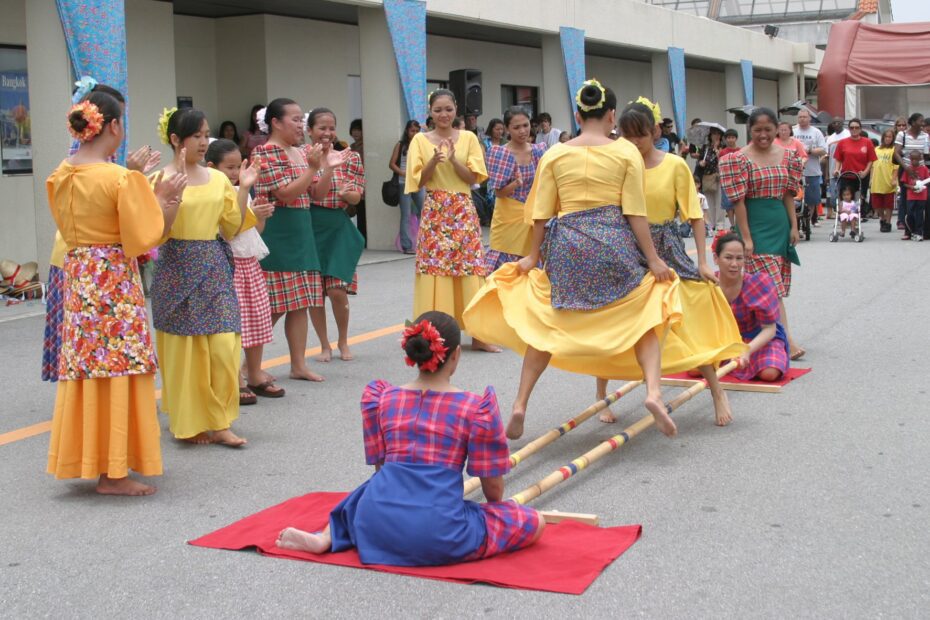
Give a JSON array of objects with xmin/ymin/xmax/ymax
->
[{"xmin": 45, "ymin": 90, "xmax": 185, "ymax": 496}]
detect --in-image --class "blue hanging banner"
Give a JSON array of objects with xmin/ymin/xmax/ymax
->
[
  {"xmin": 559, "ymin": 27, "xmax": 586, "ymax": 133},
  {"xmin": 384, "ymin": 0, "xmax": 427, "ymax": 124},
  {"xmin": 56, "ymin": 0, "xmax": 129, "ymax": 163},
  {"xmin": 667, "ymin": 47, "xmax": 687, "ymax": 137},
  {"xmin": 740, "ymin": 59, "xmax": 754, "ymax": 106}
]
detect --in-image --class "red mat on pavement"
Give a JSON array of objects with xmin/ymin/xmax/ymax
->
[
  {"xmin": 189, "ymin": 492, "xmax": 642, "ymax": 595},
  {"xmin": 664, "ymin": 366, "xmax": 811, "ymax": 387}
]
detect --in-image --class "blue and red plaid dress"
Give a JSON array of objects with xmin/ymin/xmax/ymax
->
[
  {"xmin": 327, "ymin": 380, "xmax": 540, "ymax": 566},
  {"xmin": 484, "ymin": 143, "xmax": 546, "ymax": 271},
  {"xmin": 729, "ymin": 271, "xmax": 789, "ymax": 380}
]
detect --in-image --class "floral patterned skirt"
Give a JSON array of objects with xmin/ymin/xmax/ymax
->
[
  {"xmin": 650, "ymin": 220, "xmax": 701, "ymax": 281},
  {"xmin": 416, "ymin": 190, "xmax": 487, "ymax": 277},
  {"xmin": 59, "ymin": 245, "xmax": 157, "ymax": 381}
]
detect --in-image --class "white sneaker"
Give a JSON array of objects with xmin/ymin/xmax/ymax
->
[{"xmin": 915, "ymin": 235, "xmax": 924, "ymax": 242}]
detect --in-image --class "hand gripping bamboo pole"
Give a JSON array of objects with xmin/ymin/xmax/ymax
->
[
  {"xmin": 463, "ymin": 379, "xmax": 645, "ymax": 496},
  {"xmin": 509, "ymin": 360, "xmax": 739, "ymax": 505}
]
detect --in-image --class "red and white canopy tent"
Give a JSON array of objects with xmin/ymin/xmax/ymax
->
[{"xmin": 819, "ymin": 20, "xmax": 930, "ymax": 118}]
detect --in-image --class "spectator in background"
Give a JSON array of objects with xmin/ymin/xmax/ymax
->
[
  {"xmin": 792, "ymin": 109, "xmax": 827, "ymax": 226},
  {"xmin": 483, "ymin": 118, "xmax": 506, "ymax": 151},
  {"xmin": 719, "ymin": 128, "xmax": 741, "ymax": 226},
  {"xmin": 240, "ymin": 104, "xmax": 268, "ymax": 160},
  {"xmin": 219, "ymin": 120, "xmax": 240, "ymax": 145},
  {"xmin": 870, "ymin": 129, "xmax": 899, "ymax": 233},
  {"xmin": 693, "ymin": 127, "xmax": 725, "ymax": 230},
  {"xmin": 661, "ymin": 118, "xmax": 680, "ymax": 152},
  {"xmin": 464, "ymin": 113, "xmax": 480, "ymax": 136},
  {"xmin": 894, "ymin": 113, "xmax": 929, "ymax": 231},
  {"xmin": 559, "ymin": 130, "xmax": 571, "ymax": 143},
  {"xmin": 825, "ymin": 119, "xmax": 850, "ymax": 220},
  {"xmin": 426, "ymin": 116, "xmax": 435, "ymax": 131},
  {"xmin": 533, "ymin": 112, "xmax": 562, "ymax": 149},
  {"xmin": 832, "ymin": 118, "xmax": 876, "ymax": 220},
  {"xmin": 349, "ymin": 118, "xmax": 364, "ymax": 163},
  {"xmin": 901, "ymin": 150, "xmax": 929, "ymax": 241}
]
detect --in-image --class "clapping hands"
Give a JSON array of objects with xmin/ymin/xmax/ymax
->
[
  {"xmin": 127, "ymin": 145, "xmax": 161, "ymax": 174},
  {"xmin": 238, "ymin": 157, "xmax": 262, "ymax": 189},
  {"xmin": 251, "ymin": 196, "xmax": 274, "ymax": 220}
]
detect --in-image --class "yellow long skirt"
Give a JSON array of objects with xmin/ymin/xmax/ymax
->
[
  {"xmin": 463, "ymin": 263, "xmax": 683, "ymax": 380},
  {"xmin": 156, "ymin": 331, "xmax": 240, "ymax": 439},
  {"xmin": 413, "ymin": 274, "xmax": 484, "ymax": 328},
  {"xmin": 660, "ymin": 279, "xmax": 748, "ymax": 372},
  {"xmin": 489, "ymin": 196, "xmax": 533, "ymax": 256},
  {"xmin": 47, "ymin": 374, "xmax": 163, "ymax": 479}
]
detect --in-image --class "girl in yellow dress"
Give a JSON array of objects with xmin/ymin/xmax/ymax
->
[
  {"xmin": 46, "ymin": 90, "xmax": 186, "ymax": 495},
  {"xmin": 404, "ymin": 89, "xmax": 499, "ymax": 352},
  {"xmin": 151, "ymin": 108, "xmax": 256, "ymax": 447},
  {"xmin": 595, "ymin": 99, "xmax": 746, "ymax": 427},
  {"xmin": 463, "ymin": 81, "xmax": 682, "ymax": 440}
]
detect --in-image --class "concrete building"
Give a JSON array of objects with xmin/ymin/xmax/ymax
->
[{"xmin": 2, "ymin": 0, "xmax": 814, "ymax": 270}]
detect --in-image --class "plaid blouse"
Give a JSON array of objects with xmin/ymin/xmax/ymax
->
[
  {"xmin": 719, "ymin": 149, "xmax": 803, "ymax": 202},
  {"xmin": 311, "ymin": 149, "xmax": 365, "ymax": 209},
  {"xmin": 731, "ymin": 271, "xmax": 780, "ymax": 333},
  {"xmin": 486, "ymin": 143, "xmax": 546, "ymax": 204},
  {"xmin": 252, "ymin": 143, "xmax": 312, "ymax": 209},
  {"xmin": 360, "ymin": 380, "xmax": 511, "ymax": 478}
]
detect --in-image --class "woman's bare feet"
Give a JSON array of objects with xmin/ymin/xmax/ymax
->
[
  {"xmin": 471, "ymin": 339, "xmax": 503, "ymax": 353},
  {"xmin": 712, "ymin": 390, "xmax": 733, "ymax": 427},
  {"xmin": 180, "ymin": 432, "xmax": 212, "ymax": 445},
  {"xmin": 337, "ymin": 344, "xmax": 354, "ymax": 361},
  {"xmin": 599, "ymin": 410, "xmax": 617, "ymax": 424},
  {"xmin": 315, "ymin": 349, "xmax": 333, "ymax": 363},
  {"xmin": 506, "ymin": 410, "xmax": 526, "ymax": 440},
  {"xmin": 644, "ymin": 394, "xmax": 677, "ymax": 437},
  {"xmin": 276, "ymin": 527, "xmax": 331, "ymax": 554},
  {"xmin": 212, "ymin": 428, "xmax": 247, "ymax": 447},
  {"xmin": 290, "ymin": 366, "xmax": 325, "ymax": 382},
  {"xmin": 96, "ymin": 474, "xmax": 156, "ymax": 496}
]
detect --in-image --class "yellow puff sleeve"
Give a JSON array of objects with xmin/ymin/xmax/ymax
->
[
  {"xmin": 527, "ymin": 151, "xmax": 560, "ymax": 221},
  {"xmin": 619, "ymin": 149, "xmax": 647, "ymax": 217},
  {"xmin": 218, "ymin": 173, "xmax": 252, "ymax": 240},
  {"xmin": 117, "ymin": 170, "xmax": 166, "ymax": 258},
  {"xmin": 673, "ymin": 157, "xmax": 703, "ymax": 221},
  {"xmin": 462, "ymin": 132, "xmax": 488, "ymax": 184},
  {"xmin": 404, "ymin": 133, "xmax": 426, "ymax": 194}
]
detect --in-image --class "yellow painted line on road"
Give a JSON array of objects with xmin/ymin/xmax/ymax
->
[{"xmin": 1, "ymin": 323, "xmax": 405, "ymax": 447}]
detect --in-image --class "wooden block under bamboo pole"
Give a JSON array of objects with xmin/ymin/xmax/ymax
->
[{"xmin": 539, "ymin": 510, "xmax": 600, "ymax": 526}]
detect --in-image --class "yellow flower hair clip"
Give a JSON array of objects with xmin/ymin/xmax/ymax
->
[
  {"xmin": 157, "ymin": 106, "xmax": 178, "ymax": 145},
  {"xmin": 575, "ymin": 79, "xmax": 607, "ymax": 113},
  {"xmin": 634, "ymin": 96, "xmax": 662, "ymax": 126}
]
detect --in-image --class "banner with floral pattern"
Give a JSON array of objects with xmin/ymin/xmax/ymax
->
[
  {"xmin": 667, "ymin": 47, "xmax": 687, "ymax": 137},
  {"xmin": 384, "ymin": 0, "xmax": 427, "ymax": 124},
  {"xmin": 559, "ymin": 27, "xmax": 586, "ymax": 134},
  {"xmin": 740, "ymin": 59, "xmax": 754, "ymax": 106}
]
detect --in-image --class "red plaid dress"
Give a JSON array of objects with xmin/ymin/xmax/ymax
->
[
  {"xmin": 719, "ymin": 149, "xmax": 803, "ymax": 297},
  {"xmin": 252, "ymin": 143, "xmax": 323, "ymax": 312},
  {"xmin": 311, "ymin": 149, "xmax": 364, "ymax": 294},
  {"xmin": 729, "ymin": 271, "xmax": 790, "ymax": 380},
  {"xmin": 326, "ymin": 380, "xmax": 539, "ymax": 565}
]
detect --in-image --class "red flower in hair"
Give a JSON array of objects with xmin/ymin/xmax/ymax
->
[
  {"xmin": 711, "ymin": 228, "xmax": 731, "ymax": 255},
  {"xmin": 401, "ymin": 320, "xmax": 448, "ymax": 373}
]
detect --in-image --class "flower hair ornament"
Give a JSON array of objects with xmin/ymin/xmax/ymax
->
[
  {"xmin": 575, "ymin": 78, "xmax": 607, "ymax": 112},
  {"xmin": 71, "ymin": 75, "xmax": 98, "ymax": 105},
  {"xmin": 67, "ymin": 101, "xmax": 105, "ymax": 143},
  {"xmin": 633, "ymin": 96, "xmax": 662, "ymax": 126},
  {"xmin": 255, "ymin": 107, "xmax": 269, "ymax": 134},
  {"xmin": 157, "ymin": 107, "xmax": 178, "ymax": 145},
  {"xmin": 711, "ymin": 228, "xmax": 732, "ymax": 254},
  {"xmin": 401, "ymin": 319, "xmax": 448, "ymax": 373}
]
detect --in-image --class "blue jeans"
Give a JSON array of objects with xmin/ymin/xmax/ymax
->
[
  {"xmin": 399, "ymin": 188, "xmax": 424, "ymax": 251},
  {"xmin": 906, "ymin": 199, "xmax": 926, "ymax": 236},
  {"xmin": 898, "ymin": 189, "xmax": 908, "ymax": 226}
]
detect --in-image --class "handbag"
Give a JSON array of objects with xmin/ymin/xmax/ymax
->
[
  {"xmin": 702, "ymin": 172, "xmax": 719, "ymax": 192},
  {"xmin": 380, "ymin": 143, "xmax": 403, "ymax": 207}
]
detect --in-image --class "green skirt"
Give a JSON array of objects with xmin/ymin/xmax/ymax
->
[
  {"xmin": 310, "ymin": 206, "xmax": 365, "ymax": 283},
  {"xmin": 744, "ymin": 197, "xmax": 800, "ymax": 266},
  {"xmin": 260, "ymin": 207, "xmax": 320, "ymax": 273}
]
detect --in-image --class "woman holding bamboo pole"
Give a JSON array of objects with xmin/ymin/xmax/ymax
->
[
  {"xmin": 463, "ymin": 80, "xmax": 683, "ymax": 440},
  {"xmin": 595, "ymin": 99, "xmax": 746, "ymax": 427},
  {"xmin": 276, "ymin": 312, "xmax": 543, "ymax": 565}
]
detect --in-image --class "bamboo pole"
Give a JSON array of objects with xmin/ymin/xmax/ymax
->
[
  {"xmin": 509, "ymin": 360, "xmax": 739, "ymax": 505},
  {"xmin": 463, "ymin": 378, "xmax": 644, "ymax": 496}
]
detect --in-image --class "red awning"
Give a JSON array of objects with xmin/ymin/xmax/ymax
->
[{"xmin": 819, "ymin": 20, "xmax": 930, "ymax": 117}]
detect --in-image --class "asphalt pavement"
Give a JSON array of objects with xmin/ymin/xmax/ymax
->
[{"xmin": 1, "ymin": 219, "xmax": 928, "ymax": 618}]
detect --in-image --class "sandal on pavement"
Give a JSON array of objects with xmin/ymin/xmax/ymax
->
[
  {"xmin": 247, "ymin": 381, "xmax": 286, "ymax": 398},
  {"xmin": 239, "ymin": 387, "xmax": 257, "ymax": 406}
]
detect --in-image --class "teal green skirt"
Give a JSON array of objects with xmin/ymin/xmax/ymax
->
[
  {"xmin": 260, "ymin": 207, "xmax": 320, "ymax": 273},
  {"xmin": 744, "ymin": 197, "xmax": 800, "ymax": 266},
  {"xmin": 310, "ymin": 206, "xmax": 365, "ymax": 283}
]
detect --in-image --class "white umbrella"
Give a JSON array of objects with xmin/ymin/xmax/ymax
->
[{"xmin": 686, "ymin": 121, "xmax": 727, "ymax": 145}]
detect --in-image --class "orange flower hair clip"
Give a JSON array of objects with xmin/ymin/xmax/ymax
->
[
  {"xmin": 67, "ymin": 101, "xmax": 105, "ymax": 143},
  {"xmin": 401, "ymin": 319, "xmax": 448, "ymax": 373}
]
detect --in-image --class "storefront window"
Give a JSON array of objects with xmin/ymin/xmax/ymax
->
[
  {"xmin": 0, "ymin": 45, "xmax": 30, "ymax": 175},
  {"xmin": 501, "ymin": 85, "xmax": 538, "ymax": 120}
]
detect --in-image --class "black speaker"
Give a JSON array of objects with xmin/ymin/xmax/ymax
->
[{"xmin": 448, "ymin": 69, "xmax": 482, "ymax": 116}]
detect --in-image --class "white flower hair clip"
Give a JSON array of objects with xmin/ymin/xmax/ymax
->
[{"xmin": 255, "ymin": 107, "xmax": 269, "ymax": 134}]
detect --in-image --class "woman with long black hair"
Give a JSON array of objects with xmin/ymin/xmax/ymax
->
[{"xmin": 389, "ymin": 120, "xmax": 424, "ymax": 254}]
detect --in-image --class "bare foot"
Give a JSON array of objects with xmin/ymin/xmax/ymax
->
[
  {"xmin": 471, "ymin": 340, "xmax": 503, "ymax": 353},
  {"xmin": 599, "ymin": 410, "xmax": 617, "ymax": 424},
  {"xmin": 315, "ymin": 349, "xmax": 333, "ymax": 363},
  {"xmin": 260, "ymin": 370, "xmax": 275, "ymax": 384},
  {"xmin": 506, "ymin": 410, "xmax": 526, "ymax": 440},
  {"xmin": 337, "ymin": 345, "xmax": 354, "ymax": 361},
  {"xmin": 212, "ymin": 428, "xmax": 247, "ymax": 447},
  {"xmin": 644, "ymin": 395, "xmax": 677, "ymax": 437},
  {"xmin": 96, "ymin": 475, "xmax": 156, "ymax": 496},
  {"xmin": 276, "ymin": 527, "xmax": 331, "ymax": 554},
  {"xmin": 180, "ymin": 432, "xmax": 212, "ymax": 445},
  {"xmin": 713, "ymin": 391, "xmax": 733, "ymax": 427},
  {"xmin": 290, "ymin": 367, "xmax": 325, "ymax": 382}
]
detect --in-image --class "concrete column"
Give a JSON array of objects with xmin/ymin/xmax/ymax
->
[
  {"xmin": 778, "ymin": 70, "xmax": 799, "ymax": 111},
  {"xmin": 26, "ymin": 0, "xmax": 72, "ymax": 273},
  {"xmin": 724, "ymin": 64, "xmax": 748, "ymax": 145},
  {"xmin": 540, "ymin": 34, "xmax": 573, "ymax": 134},
  {"xmin": 650, "ymin": 52, "xmax": 675, "ymax": 134},
  {"xmin": 358, "ymin": 6, "xmax": 405, "ymax": 251}
]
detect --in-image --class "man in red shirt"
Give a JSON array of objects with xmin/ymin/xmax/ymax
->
[{"xmin": 832, "ymin": 118, "xmax": 877, "ymax": 219}]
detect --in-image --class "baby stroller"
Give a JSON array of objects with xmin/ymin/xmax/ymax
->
[
  {"xmin": 829, "ymin": 171, "xmax": 865, "ymax": 243},
  {"xmin": 795, "ymin": 192, "xmax": 811, "ymax": 241}
]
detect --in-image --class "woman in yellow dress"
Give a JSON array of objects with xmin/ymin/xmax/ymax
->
[
  {"xmin": 595, "ymin": 99, "xmax": 746, "ymax": 427},
  {"xmin": 463, "ymin": 81, "xmax": 682, "ymax": 440},
  {"xmin": 46, "ymin": 90, "xmax": 185, "ymax": 495},
  {"xmin": 404, "ymin": 89, "xmax": 498, "ymax": 352},
  {"xmin": 151, "ymin": 108, "xmax": 256, "ymax": 447}
]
